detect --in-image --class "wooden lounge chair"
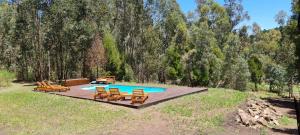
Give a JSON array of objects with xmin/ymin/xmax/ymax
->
[
  {"xmin": 96, "ymin": 76, "xmax": 116, "ymax": 84},
  {"xmin": 96, "ymin": 78, "xmax": 108, "ymax": 84},
  {"xmin": 45, "ymin": 81, "xmax": 70, "ymax": 91},
  {"xmin": 41, "ymin": 81, "xmax": 69, "ymax": 92},
  {"xmin": 106, "ymin": 76, "xmax": 116, "ymax": 84},
  {"xmin": 131, "ymin": 89, "xmax": 149, "ymax": 104},
  {"xmin": 94, "ymin": 87, "xmax": 109, "ymax": 100},
  {"xmin": 34, "ymin": 82, "xmax": 51, "ymax": 92},
  {"xmin": 107, "ymin": 88, "xmax": 127, "ymax": 101}
]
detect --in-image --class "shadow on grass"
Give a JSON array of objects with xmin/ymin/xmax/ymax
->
[
  {"xmin": 11, "ymin": 80, "xmax": 36, "ymax": 87},
  {"xmin": 262, "ymin": 97, "xmax": 295, "ymax": 109},
  {"xmin": 23, "ymin": 84, "xmax": 36, "ymax": 87},
  {"xmin": 271, "ymin": 127, "xmax": 298, "ymax": 135},
  {"xmin": 262, "ymin": 97, "xmax": 297, "ymax": 119}
]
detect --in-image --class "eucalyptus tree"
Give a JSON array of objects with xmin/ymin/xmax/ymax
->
[
  {"xmin": 222, "ymin": 33, "xmax": 250, "ymax": 90},
  {"xmin": 292, "ymin": 0, "xmax": 300, "ymax": 78},
  {"xmin": 13, "ymin": 0, "xmax": 48, "ymax": 81},
  {"xmin": 224, "ymin": 0, "xmax": 250, "ymax": 30},
  {"xmin": 183, "ymin": 22, "xmax": 223, "ymax": 87},
  {"xmin": 0, "ymin": 2, "xmax": 16, "ymax": 70},
  {"xmin": 196, "ymin": 0, "xmax": 231, "ymax": 49},
  {"xmin": 165, "ymin": 21, "xmax": 188, "ymax": 83}
]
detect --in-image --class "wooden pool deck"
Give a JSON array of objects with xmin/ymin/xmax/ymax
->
[{"xmin": 47, "ymin": 84, "xmax": 208, "ymax": 109}]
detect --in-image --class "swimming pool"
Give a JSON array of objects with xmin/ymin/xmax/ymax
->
[{"xmin": 81, "ymin": 84, "xmax": 166, "ymax": 94}]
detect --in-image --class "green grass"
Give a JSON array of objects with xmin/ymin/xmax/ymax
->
[
  {"xmin": 246, "ymin": 82, "xmax": 300, "ymax": 98},
  {"xmin": 279, "ymin": 115, "xmax": 297, "ymax": 126},
  {"xmin": 0, "ymin": 70, "xmax": 15, "ymax": 87},
  {"xmin": 260, "ymin": 127, "xmax": 268, "ymax": 135},
  {"xmin": 0, "ymin": 83, "xmax": 250, "ymax": 135},
  {"xmin": 251, "ymin": 90, "xmax": 279, "ymax": 99},
  {"xmin": 160, "ymin": 88, "xmax": 248, "ymax": 134},
  {"xmin": 0, "ymin": 84, "xmax": 127, "ymax": 135}
]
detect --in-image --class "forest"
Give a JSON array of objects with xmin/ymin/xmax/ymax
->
[{"xmin": 0, "ymin": 0, "xmax": 299, "ymax": 93}]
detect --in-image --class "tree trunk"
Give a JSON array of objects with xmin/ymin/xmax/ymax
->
[
  {"xmin": 48, "ymin": 50, "xmax": 51, "ymax": 81},
  {"xmin": 254, "ymin": 82, "xmax": 258, "ymax": 92},
  {"xmin": 298, "ymin": 11, "xmax": 300, "ymax": 33},
  {"xmin": 269, "ymin": 81, "xmax": 273, "ymax": 92},
  {"xmin": 96, "ymin": 65, "xmax": 99, "ymax": 78},
  {"xmin": 289, "ymin": 77, "xmax": 294, "ymax": 98}
]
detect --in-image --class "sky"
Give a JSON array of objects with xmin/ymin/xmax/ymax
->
[{"xmin": 177, "ymin": 0, "xmax": 293, "ymax": 30}]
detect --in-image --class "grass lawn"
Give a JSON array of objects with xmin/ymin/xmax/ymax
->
[
  {"xmin": 0, "ymin": 83, "xmax": 127, "ymax": 135},
  {"xmin": 160, "ymin": 88, "xmax": 248, "ymax": 134},
  {"xmin": 0, "ymin": 83, "xmax": 249, "ymax": 135}
]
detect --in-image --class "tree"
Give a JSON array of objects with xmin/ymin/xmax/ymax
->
[
  {"xmin": 165, "ymin": 21, "xmax": 188, "ymax": 83},
  {"xmin": 292, "ymin": 0, "xmax": 300, "ymax": 80},
  {"xmin": 222, "ymin": 33, "xmax": 250, "ymax": 91},
  {"xmin": 266, "ymin": 64, "xmax": 286, "ymax": 95},
  {"xmin": 103, "ymin": 30, "xmax": 122, "ymax": 78},
  {"xmin": 248, "ymin": 56, "xmax": 263, "ymax": 91},
  {"xmin": 275, "ymin": 10, "xmax": 288, "ymax": 27},
  {"xmin": 0, "ymin": 2, "xmax": 16, "ymax": 70},
  {"xmin": 86, "ymin": 33, "xmax": 107, "ymax": 79},
  {"xmin": 252, "ymin": 22, "xmax": 261, "ymax": 35},
  {"xmin": 183, "ymin": 22, "xmax": 223, "ymax": 87},
  {"xmin": 140, "ymin": 27, "xmax": 163, "ymax": 82},
  {"xmin": 224, "ymin": 0, "xmax": 250, "ymax": 30},
  {"xmin": 0, "ymin": 0, "xmax": 298, "ymax": 93},
  {"xmin": 235, "ymin": 57, "xmax": 250, "ymax": 91}
]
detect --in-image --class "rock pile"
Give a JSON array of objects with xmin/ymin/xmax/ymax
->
[{"xmin": 236, "ymin": 99, "xmax": 282, "ymax": 128}]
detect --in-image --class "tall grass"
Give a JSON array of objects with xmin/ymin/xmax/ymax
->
[{"xmin": 0, "ymin": 70, "xmax": 15, "ymax": 87}]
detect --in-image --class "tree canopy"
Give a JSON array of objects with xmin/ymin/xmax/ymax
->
[{"xmin": 0, "ymin": 0, "xmax": 299, "ymax": 93}]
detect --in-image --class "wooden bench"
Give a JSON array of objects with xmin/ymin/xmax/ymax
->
[
  {"xmin": 63, "ymin": 78, "xmax": 90, "ymax": 86},
  {"xmin": 96, "ymin": 76, "xmax": 116, "ymax": 84}
]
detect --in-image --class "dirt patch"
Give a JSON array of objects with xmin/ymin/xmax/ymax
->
[
  {"xmin": 92, "ymin": 108, "xmax": 172, "ymax": 135},
  {"xmin": 219, "ymin": 98, "xmax": 298, "ymax": 135},
  {"xmin": 0, "ymin": 127, "xmax": 7, "ymax": 135},
  {"xmin": 209, "ymin": 103, "xmax": 261, "ymax": 135}
]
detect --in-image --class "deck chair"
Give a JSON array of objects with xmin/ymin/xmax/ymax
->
[
  {"xmin": 45, "ymin": 81, "xmax": 70, "ymax": 91},
  {"xmin": 94, "ymin": 87, "xmax": 109, "ymax": 100},
  {"xmin": 41, "ymin": 81, "xmax": 68, "ymax": 92},
  {"xmin": 106, "ymin": 76, "xmax": 116, "ymax": 84},
  {"xmin": 107, "ymin": 88, "xmax": 126, "ymax": 101},
  {"xmin": 34, "ymin": 82, "xmax": 51, "ymax": 92},
  {"xmin": 131, "ymin": 89, "xmax": 149, "ymax": 104}
]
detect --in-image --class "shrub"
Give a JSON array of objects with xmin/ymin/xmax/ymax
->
[
  {"xmin": 248, "ymin": 56, "xmax": 263, "ymax": 91},
  {"xmin": 265, "ymin": 64, "xmax": 286, "ymax": 95},
  {"xmin": 0, "ymin": 70, "xmax": 15, "ymax": 87},
  {"xmin": 103, "ymin": 30, "xmax": 122, "ymax": 76},
  {"xmin": 123, "ymin": 64, "xmax": 135, "ymax": 82}
]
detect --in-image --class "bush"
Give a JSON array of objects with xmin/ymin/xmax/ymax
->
[
  {"xmin": 247, "ymin": 82, "xmax": 269, "ymax": 91},
  {"xmin": 265, "ymin": 64, "xmax": 286, "ymax": 95},
  {"xmin": 223, "ymin": 57, "xmax": 250, "ymax": 91},
  {"xmin": 0, "ymin": 70, "xmax": 15, "ymax": 87},
  {"xmin": 235, "ymin": 57, "xmax": 251, "ymax": 91},
  {"xmin": 103, "ymin": 30, "xmax": 122, "ymax": 75},
  {"xmin": 123, "ymin": 64, "xmax": 135, "ymax": 82}
]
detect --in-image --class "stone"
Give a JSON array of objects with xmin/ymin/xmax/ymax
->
[
  {"xmin": 238, "ymin": 109, "xmax": 251, "ymax": 126},
  {"xmin": 236, "ymin": 99, "xmax": 282, "ymax": 129},
  {"xmin": 257, "ymin": 117, "xmax": 269, "ymax": 127}
]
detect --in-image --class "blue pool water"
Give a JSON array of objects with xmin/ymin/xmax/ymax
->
[{"xmin": 81, "ymin": 84, "xmax": 166, "ymax": 94}]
